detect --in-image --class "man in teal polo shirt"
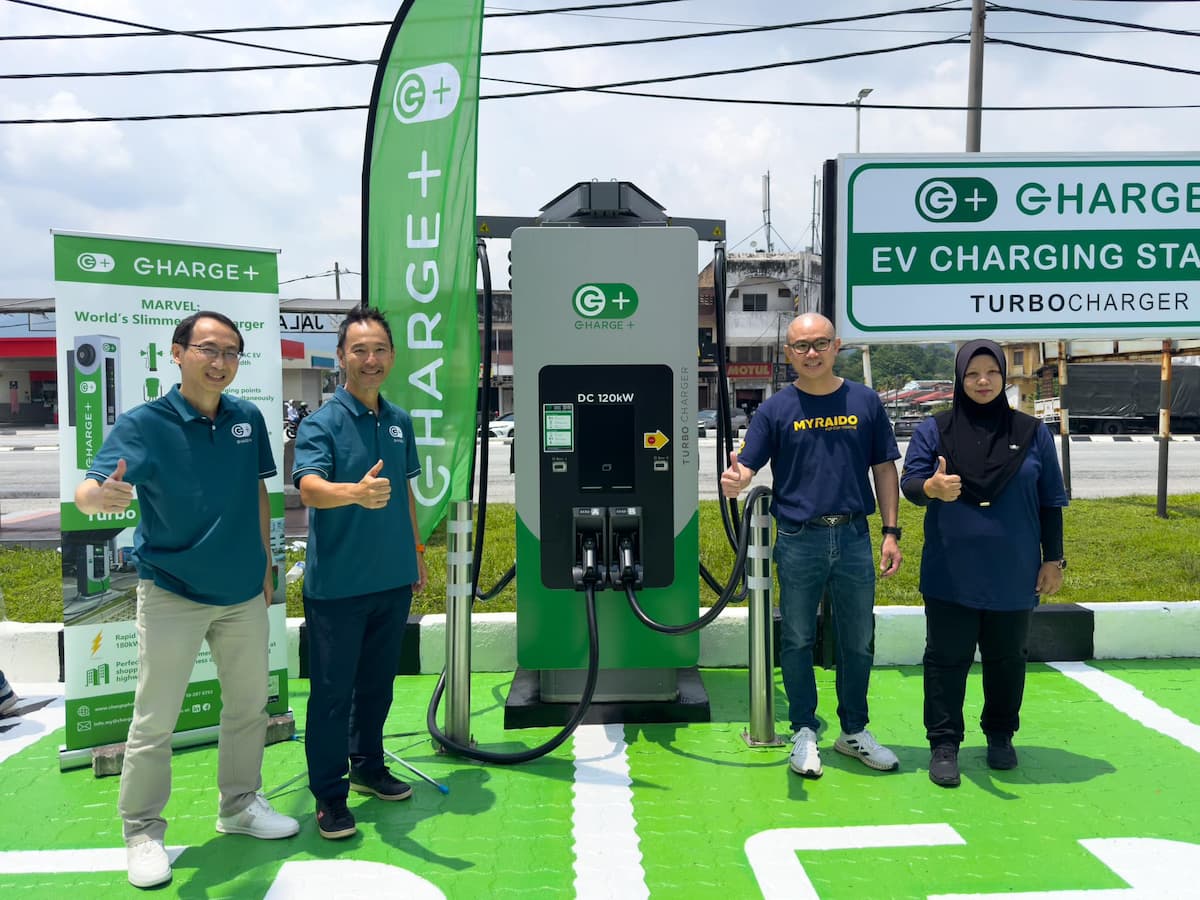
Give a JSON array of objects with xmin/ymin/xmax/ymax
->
[
  {"xmin": 293, "ymin": 306, "xmax": 426, "ymax": 841},
  {"xmin": 76, "ymin": 311, "xmax": 299, "ymax": 889}
]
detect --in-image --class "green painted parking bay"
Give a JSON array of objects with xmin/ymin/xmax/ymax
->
[{"xmin": 1, "ymin": 663, "xmax": 1198, "ymax": 898}]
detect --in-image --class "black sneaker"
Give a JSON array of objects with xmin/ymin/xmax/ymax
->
[
  {"xmin": 986, "ymin": 734, "xmax": 1018, "ymax": 770},
  {"xmin": 349, "ymin": 766, "xmax": 413, "ymax": 801},
  {"xmin": 928, "ymin": 745, "xmax": 961, "ymax": 787},
  {"xmin": 315, "ymin": 797, "xmax": 356, "ymax": 840}
]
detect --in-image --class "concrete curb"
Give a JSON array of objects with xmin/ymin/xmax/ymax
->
[{"xmin": 3, "ymin": 601, "xmax": 1197, "ymax": 684}]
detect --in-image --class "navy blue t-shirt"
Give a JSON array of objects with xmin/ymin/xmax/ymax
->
[
  {"xmin": 292, "ymin": 387, "xmax": 421, "ymax": 602},
  {"xmin": 738, "ymin": 379, "xmax": 899, "ymax": 525},
  {"xmin": 86, "ymin": 386, "xmax": 275, "ymax": 606},
  {"xmin": 901, "ymin": 417, "xmax": 1068, "ymax": 610}
]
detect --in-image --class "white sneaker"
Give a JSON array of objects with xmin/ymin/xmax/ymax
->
[
  {"xmin": 834, "ymin": 729, "xmax": 899, "ymax": 771},
  {"xmin": 789, "ymin": 727, "xmax": 823, "ymax": 778},
  {"xmin": 216, "ymin": 793, "xmax": 300, "ymax": 839},
  {"xmin": 126, "ymin": 835, "xmax": 171, "ymax": 888}
]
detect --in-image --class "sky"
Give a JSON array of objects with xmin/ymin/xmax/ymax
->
[{"xmin": 2, "ymin": 0, "xmax": 1199, "ymax": 303}]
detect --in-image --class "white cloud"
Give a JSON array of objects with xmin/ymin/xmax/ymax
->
[{"xmin": 1, "ymin": 0, "xmax": 1198, "ymax": 302}]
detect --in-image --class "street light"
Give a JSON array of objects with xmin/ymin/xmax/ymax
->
[
  {"xmin": 850, "ymin": 87, "xmax": 874, "ymax": 387},
  {"xmin": 851, "ymin": 87, "xmax": 873, "ymax": 153}
]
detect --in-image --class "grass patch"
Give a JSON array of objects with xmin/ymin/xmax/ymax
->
[{"xmin": 3, "ymin": 494, "xmax": 1198, "ymax": 623}]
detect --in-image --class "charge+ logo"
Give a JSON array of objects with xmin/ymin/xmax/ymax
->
[
  {"xmin": 231, "ymin": 423, "xmax": 252, "ymax": 439},
  {"xmin": 76, "ymin": 252, "xmax": 115, "ymax": 273},
  {"xmin": 915, "ymin": 177, "xmax": 997, "ymax": 223},
  {"xmin": 392, "ymin": 63, "xmax": 461, "ymax": 124},
  {"xmin": 389, "ymin": 425, "xmax": 404, "ymax": 440},
  {"xmin": 572, "ymin": 283, "xmax": 639, "ymax": 319}
]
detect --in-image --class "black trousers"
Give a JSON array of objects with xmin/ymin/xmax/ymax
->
[
  {"xmin": 923, "ymin": 596, "xmax": 1032, "ymax": 748},
  {"xmin": 304, "ymin": 586, "xmax": 413, "ymax": 802}
]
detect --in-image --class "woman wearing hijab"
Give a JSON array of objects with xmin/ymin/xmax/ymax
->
[{"xmin": 900, "ymin": 340, "xmax": 1068, "ymax": 787}]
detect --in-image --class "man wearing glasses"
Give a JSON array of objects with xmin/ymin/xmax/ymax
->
[
  {"xmin": 76, "ymin": 311, "xmax": 299, "ymax": 889},
  {"xmin": 291, "ymin": 306, "xmax": 426, "ymax": 841},
  {"xmin": 721, "ymin": 312, "xmax": 903, "ymax": 780}
]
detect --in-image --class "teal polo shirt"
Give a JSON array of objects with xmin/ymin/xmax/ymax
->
[
  {"xmin": 292, "ymin": 387, "xmax": 422, "ymax": 602},
  {"xmin": 86, "ymin": 385, "xmax": 275, "ymax": 606}
]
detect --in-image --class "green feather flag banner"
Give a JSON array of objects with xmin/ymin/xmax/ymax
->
[{"xmin": 362, "ymin": 0, "xmax": 484, "ymax": 539}]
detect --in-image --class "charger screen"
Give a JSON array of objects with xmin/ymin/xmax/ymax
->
[{"xmin": 577, "ymin": 404, "xmax": 635, "ymax": 492}]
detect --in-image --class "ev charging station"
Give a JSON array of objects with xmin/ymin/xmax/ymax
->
[
  {"xmin": 67, "ymin": 334, "xmax": 123, "ymax": 600},
  {"xmin": 431, "ymin": 182, "xmax": 781, "ymax": 760},
  {"xmin": 511, "ymin": 223, "xmax": 700, "ymax": 710},
  {"xmin": 477, "ymin": 182, "xmax": 731, "ymax": 726}
]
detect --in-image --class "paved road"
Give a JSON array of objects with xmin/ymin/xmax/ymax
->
[{"xmin": 3, "ymin": 431, "xmax": 1200, "ymax": 519}]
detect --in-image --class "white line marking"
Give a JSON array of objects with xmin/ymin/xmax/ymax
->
[
  {"xmin": 1049, "ymin": 661, "xmax": 1200, "ymax": 751},
  {"xmin": 745, "ymin": 824, "xmax": 965, "ymax": 900},
  {"xmin": 265, "ymin": 860, "xmax": 446, "ymax": 898},
  {"xmin": 0, "ymin": 846, "xmax": 187, "ymax": 874},
  {"xmin": 571, "ymin": 723, "xmax": 648, "ymax": 900}
]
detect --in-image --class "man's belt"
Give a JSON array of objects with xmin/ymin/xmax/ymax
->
[{"xmin": 807, "ymin": 514, "xmax": 854, "ymax": 527}]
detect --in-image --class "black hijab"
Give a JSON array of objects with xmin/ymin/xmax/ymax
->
[{"xmin": 934, "ymin": 339, "xmax": 1040, "ymax": 506}]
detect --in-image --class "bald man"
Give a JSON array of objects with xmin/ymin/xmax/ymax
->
[{"xmin": 722, "ymin": 313, "xmax": 902, "ymax": 779}]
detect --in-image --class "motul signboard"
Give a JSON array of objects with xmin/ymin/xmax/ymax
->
[{"xmin": 727, "ymin": 363, "xmax": 771, "ymax": 379}]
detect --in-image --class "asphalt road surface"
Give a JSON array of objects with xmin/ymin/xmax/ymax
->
[{"xmin": 2, "ymin": 430, "xmax": 1199, "ymax": 516}]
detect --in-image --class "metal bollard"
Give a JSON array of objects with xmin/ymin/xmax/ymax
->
[
  {"xmin": 742, "ymin": 491, "xmax": 783, "ymax": 747},
  {"xmin": 444, "ymin": 499, "xmax": 475, "ymax": 747}
]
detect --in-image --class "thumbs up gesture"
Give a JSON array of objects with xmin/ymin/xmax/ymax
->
[
  {"xmin": 356, "ymin": 459, "xmax": 391, "ymax": 509},
  {"xmin": 98, "ymin": 458, "xmax": 134, "ymax": 513},
  {"xmin": 924, "ymin": 455, "xmax": 962, "ymax": 502},
  {"xmin": 721, "ymin": 450, "xmax": 751, "ymax": 498}
]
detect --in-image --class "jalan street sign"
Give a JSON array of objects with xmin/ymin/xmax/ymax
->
[{"xmin": 836, "ymin": 153, "xmax": 1200, "ymax": 343}]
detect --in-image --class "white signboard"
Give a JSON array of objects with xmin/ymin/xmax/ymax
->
[{"xmin": 836, "ymin": 152, "xmax": 1200, "ymax": 342}]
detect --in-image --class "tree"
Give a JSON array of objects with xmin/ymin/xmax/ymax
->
[{"xmin": 834, "ymin": 343, "xmax": 955, "ymax": 386}]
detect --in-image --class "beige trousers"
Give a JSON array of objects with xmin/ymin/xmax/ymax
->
[{"xmin": 119, "ymin": 579, "xmax": 269, "ymax": 843}]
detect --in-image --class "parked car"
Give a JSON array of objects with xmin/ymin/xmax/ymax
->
[
  {"xmin": 487, "ymin": 412, "xmax": 515, "ymax": 439},
  {"xmin": 697, "ymin": 408, "xmax": 748, "ymax": 436},
  {"xmin": 891, "ymin": 415, "xmax": 926, "ymax": 438}
]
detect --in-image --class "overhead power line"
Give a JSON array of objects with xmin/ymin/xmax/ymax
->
[
  {"xmin": 986, "ymin": 36, "xmax": 1200, "ymax": 78},
  {"xmin": 0, "ymin": 60, "xmax": 372, "ymax": 80},
  {"xmin": 485, "ymin": 36, "xmax": 968, "ymax": 98},
  {"xmin": 0, "ymin": 6, "xmax": 965, "ymax": 80},
  {"xmin": 3, "ymin": 0, "xmax": 360, "ymax": 62},
  {"xmin": 485, "ymin": 0, "xmax": 687, "ymax": 16},
  {"xmin": 483, "ymin": 5, "xmax": 962, "ymax": 56},
  {"xmin": 988, "ymin": 3, "xmax": 1200, "ymax": 39},
  {"xmin": 7, "ymin": 91, "xmax": 1200, "ymax": 127}
]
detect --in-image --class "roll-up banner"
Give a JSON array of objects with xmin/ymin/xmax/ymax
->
[
  {"xmin": 52, "ymin": 231, "xmax": 288, "ymax": 767},
  {"xmin": 363, "ymin": 0, "xmax": 485, "ymax": 540}
]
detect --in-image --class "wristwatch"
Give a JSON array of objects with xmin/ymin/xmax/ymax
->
[
  {"xmin": 1049, "ymin": 558, "xmax": 1067, "ymax": 570},
  {"xmin": 881, "ymin": 526, "xmax": 902, "ymax": 540}
]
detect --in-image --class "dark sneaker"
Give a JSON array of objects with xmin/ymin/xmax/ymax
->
[
  {"xmin": 316, "ymin": 797, "xmax": 357, "ymax": 840},
  {"xmin": 928, "ymin": 745, "xmax": 961, "ymax": 788},
  {"xmin": 0, "ymin": 687, "xmax": 19, "ymax": 717},
  {"xmin": 349, "ymin": 766, "xmax": 413, "ymax": 801},
  {"xmin": 986, "ymin": 734, "xmax": 1018, "ymax": 770}
]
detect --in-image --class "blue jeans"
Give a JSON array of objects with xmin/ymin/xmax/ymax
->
[{"xmin": 773, "ymin": 518, "xmax": 877, "ymax": 735}]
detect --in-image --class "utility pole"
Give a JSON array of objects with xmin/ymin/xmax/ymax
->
[
  {"xmin": 333, "ymin": 261, "xmax": 342, "ymax": 301},
  {"xmin": 762, "ymin": 172, "xmax": 773, "ymax": 253},
  {"xmin": 966, "ymin": 0, "xmax": 985, "ymax": 151}
]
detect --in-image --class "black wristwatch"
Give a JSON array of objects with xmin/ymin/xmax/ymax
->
[
  {"xmin": 881, "ymin": 526, "xmax": 902, "ymax": 540},
  {"xmin": 1049, "ymin": 558, "xmax": 1067, "ymax": 570}
]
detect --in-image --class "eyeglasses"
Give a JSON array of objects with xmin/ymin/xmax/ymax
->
[
  {"xmin": 189, "ymin": 344, "xmax": 244, "ymax": 363},
  {"xmin": 786, "ymin": 338, "xmax": 834, "ymax": 354},
  {"xmin": 346, "ymin": 346, "xmax": 394, "ymax": 360}
]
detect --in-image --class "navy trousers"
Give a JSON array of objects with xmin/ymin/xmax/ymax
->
[{"xmin": 304, "ymin": 585, "xmax": 413, "ymax": 802}]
